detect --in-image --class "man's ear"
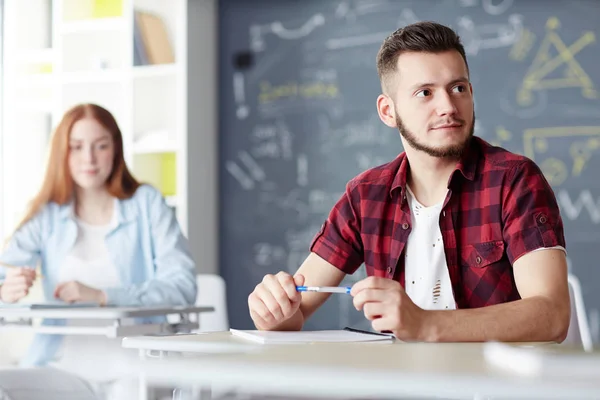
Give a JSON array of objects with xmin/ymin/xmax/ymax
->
[{"xmin": 377, "ymin": 94, "xmax": 397, "ymax": 128}]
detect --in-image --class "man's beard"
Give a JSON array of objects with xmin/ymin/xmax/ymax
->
[{"xmin": 395, "ymin": 112, "xmax": 475, "ymax": 158}]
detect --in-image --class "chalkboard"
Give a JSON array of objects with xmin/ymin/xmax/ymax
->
[{"xmin": 218, "ymin": 0, "xmax": 600, "ymax": 336}]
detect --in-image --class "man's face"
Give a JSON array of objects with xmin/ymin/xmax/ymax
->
[{"xmin": 388, "ymin": 50, "xmax": 475, "ymax": 158}]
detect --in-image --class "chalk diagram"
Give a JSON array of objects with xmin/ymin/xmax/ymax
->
[
  {"xmin": 249, "ymin": 13, "xmax": 325, "ymax": 53},
  {"xmin": 225, "ymin": 151, "xmax": 268, "ymax": 191},
  {"xmin": 325, "ymin": 8, "xmax": 418, "ymax": 50},
  {"xmin": 457, "ymin": 13, "xmax": 523, "ymax": 56},
  {"xmin": 233, "ymin": 72, "xmax": 249, "ymax": 120},
  {"xmin": 501, "ymin": 17, "xmax": 596, "ymax": 119},
  {"xmin": 334, "ymin": 0, "xmax": 394, "ymax": 23},
  {"xmin": 459, "ymin": 0, "xmax": 514, "ymax": 15},
  {"xmin": 233, "ymin": 13, "xmax": 326, "ymax": 120},
  {"xmin": 517, "ymin": 17, "xmax": 596, "ymax": 107},
  {"xmin": 523, "ymin": 126, "xmax": 600, "ymax": 186}
]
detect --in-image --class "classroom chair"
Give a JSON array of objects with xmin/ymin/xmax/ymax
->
[
  {"xmin": 564, "ymin": 273, "xmax": 593, "ymax": 352},
  {"xmin": 193, "ymin": 274, "xmax": 229, "ymax": 332},
  {"xmin": 0, "ymin": 367, "xmax": 98, "ymax": 400}
]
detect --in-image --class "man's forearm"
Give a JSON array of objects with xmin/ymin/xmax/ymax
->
[{"xmin": 421, "ymin": 296, "xmax": 570, "ymax": 343}]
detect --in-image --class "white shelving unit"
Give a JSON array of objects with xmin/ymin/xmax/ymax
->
[
  {"xmin": 1, "ymin": 0, "xmax": 189, "ymax": 237},
  {"xmin": 0, "ymin": 0, "xmax": 219, "ymax": 366}
]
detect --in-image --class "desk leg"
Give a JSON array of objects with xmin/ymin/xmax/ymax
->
[
  {"xmin": 173, "ymin": 386, "xmax": 211, "ymax": 400},
  {"xmin": 138, "ymin": 349, "xmax": 151, "ymax": 400},
  {"xmin": 197, "ymin": 386, "xmax": 212, "ymax": 400}
]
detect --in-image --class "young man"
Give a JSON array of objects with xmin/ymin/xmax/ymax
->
[{"xmin": 248, "ymin": 21, "xmax": 570, "ymax": 342}]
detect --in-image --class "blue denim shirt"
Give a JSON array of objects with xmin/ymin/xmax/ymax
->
[{"xmin": 0, "ymin": 184, "xmax": 197, "ymax": 366}]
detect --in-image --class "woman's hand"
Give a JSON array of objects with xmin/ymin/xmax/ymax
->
[
  {"xmin": 54, "ymin": 281, "xmax": 107, "ymax": 305},
  {"xmin": 0, "ymin": 267, "xmax": 36, "ymax": 303}
]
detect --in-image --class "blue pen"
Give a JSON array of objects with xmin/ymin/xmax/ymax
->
[{"xmin": 296, "ymin": 286, "xmax": 351, "ymax": 294}]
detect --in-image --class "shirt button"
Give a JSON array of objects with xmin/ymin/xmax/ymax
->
[
  {"xmin": 387, "ymin": 267, "xmax": 392, "ymax": 274},
  {"xmin": 476, "ymin": 256, "xmax": 482, "ymax": 264},
  {"xmin": 402, "ymin": 223, "xmax": 409, "ymax": 230},
  {"xmin": 539, "ymin": 214, "xmax": 547, "ymax": 224}
]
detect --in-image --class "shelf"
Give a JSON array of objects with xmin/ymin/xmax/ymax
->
[
  {"xmin": 13, "ymin": 48, "xmax": 54, "ymax": 64},
  {"xmin": 61, "ymin": 17, "xmax": 125, "ymax": 35},
  {"xmin": 133, "ymin": 130, "xmax": 178, "ymax": 154},
  {"xmin": 14, "ymin": 74, "xmax": 55, "ymax": 89},
  {"xmin": 133, "ymin": 63, "xmax": 178, "ymax": 79},
  {"xmin": 61, "ymin": 69, "xmax": 126, "ymax": 84},
  {"xmin": 12, "ymin": 100, "xmax": 53, "ymax": 114},
  {"xmin": 133, "ymin": 142, "xmax": 178, "ymax": 154}
]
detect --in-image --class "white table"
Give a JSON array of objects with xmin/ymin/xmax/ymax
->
[
  {"xmin": 0, "ymin": 305, "xmax": 214, "ymax": 337},
  {"xmin": 122, "ymin": 331, "xmax": 600, "ymax": 400}
]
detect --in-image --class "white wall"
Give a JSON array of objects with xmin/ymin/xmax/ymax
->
[{"xmin": 187, "ymin": 0, "xmax": 219, "ymax": 275}]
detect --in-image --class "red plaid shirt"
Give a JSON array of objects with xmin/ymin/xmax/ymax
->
[{"xmin": 310, "ymin": 137, "xmax": 566, "ymax": 308}]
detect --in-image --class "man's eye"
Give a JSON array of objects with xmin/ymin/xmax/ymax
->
[{"xmin": 416, "ymin": 89, "xmax": 432, "ymax": 97}]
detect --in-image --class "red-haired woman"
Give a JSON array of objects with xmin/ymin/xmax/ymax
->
[{"xmin": 0, "ymin": 103, "xmax": 197, "ymax": 395}]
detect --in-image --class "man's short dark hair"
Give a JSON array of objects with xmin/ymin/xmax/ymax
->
[{"xmin": 376, "ymin": 21, "xmax": 469, "ymax": 92}]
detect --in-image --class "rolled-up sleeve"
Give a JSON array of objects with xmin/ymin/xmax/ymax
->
[
  {"xmin": 309, "ymin": 182, "xmax": 364, "ymax": 274},
  {"xmin": 501, "ymin": 159, "xmax": 566, "ymax": 264}
]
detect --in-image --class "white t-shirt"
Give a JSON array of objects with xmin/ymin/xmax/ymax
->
[
  {"xmin": 52, "ymin": 213, "xmax": 138, "ymax": 389},
  {"xmin": 402, "ymin": 185, "xmax": 567, "ymax": 311},
  {"xmin": 58, "ymin": 216, "xmax": 120, "ymax": 289},
  {"xmin": 403, "ymin": 186, "xmax": 457, "ymax": 310}
]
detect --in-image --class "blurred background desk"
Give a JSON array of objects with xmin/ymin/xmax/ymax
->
[{"xmin": 0, "ymin": 305, "xmax": 214, "ymax": 337}]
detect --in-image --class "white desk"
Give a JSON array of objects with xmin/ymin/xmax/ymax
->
[
  {"xmin": 0, "ymin": 305, "xmax": 214, "ymax": 337},
  {"xmin": 122, "ymin": 331, "xmax": 600, "ymax": 400}
]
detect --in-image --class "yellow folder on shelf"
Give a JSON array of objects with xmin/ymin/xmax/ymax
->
[
  {"xmin": 92, "ymin": 0, "xmax": 123, "ymax": 18},
  {"xmin": 132, "ymin": 152, "xmax": 177, "ymax": 197}
]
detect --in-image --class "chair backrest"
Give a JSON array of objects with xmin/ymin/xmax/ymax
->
[
  {"xmin": 194, "ymin": 274, "xmax": 229, "ymax": 332},
  {"xmin": 563, "ymin": 274, "xmax": 593, "ymax": 352},
  {"xmin": 0, "ymin": 368, "xmax": 99, "ymax": 400}
]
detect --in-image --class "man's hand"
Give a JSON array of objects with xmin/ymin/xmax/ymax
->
[
  {"xmin": 0, "ymin": 267, "xmax": 36, "ymax": 303},
  {"xmin": 54, "ymin": 281, "xmax": 106, "ymax": 305},
  {"xmin": 248, "ymin": 272, "xmax": 305, "ymax": 330},
  {"xmin": 351, "ymin": 276, "xmax": 429, "ymax": 340}
]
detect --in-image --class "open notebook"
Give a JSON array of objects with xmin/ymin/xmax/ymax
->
[{"xmin": 230, "ymin": 328, "xmax": 395, "ymax": 344}]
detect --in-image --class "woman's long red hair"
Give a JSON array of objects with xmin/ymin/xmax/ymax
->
[{"xmin": 14, "ymin": 103, "xmax": 140, "ymax": 231}]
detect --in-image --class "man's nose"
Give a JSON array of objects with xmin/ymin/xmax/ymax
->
[{"xmin": 435, "ymin": 92, "xmax": 458, "ymax": 117}]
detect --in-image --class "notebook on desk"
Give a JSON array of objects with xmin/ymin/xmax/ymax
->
[{"xmin": 230, "ymin": 328, "xmax": 395, "ymax": 344}]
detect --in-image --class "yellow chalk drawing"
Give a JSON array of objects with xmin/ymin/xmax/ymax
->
[
  {"xmin": 534, "ymin": 137, "xmax": 548, "ymax": 154},
  {"xmin": 517, "ymin": 17, "xmax": 596, "ymax": 106},
  {"xmin": 259, "ymin": 81, "xmax": 339, "ymax": 104},
  {"xmin": 523, "ymin": 126, "xmax": 600, "ymax": 186},
  {"xmin": 570, "ymin": 138, "xmax": 600, "ymax": 177},
  {"xmin": 509, "ymin": 28, "xmax": 535, "ymax": 62},
  {"xmin": 490, "ymin": 126, "xmax": 512, "ymax": 147},
  {"xmin": 540, "ymin": 158, "xmax": 568, "ymax": 186}
]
